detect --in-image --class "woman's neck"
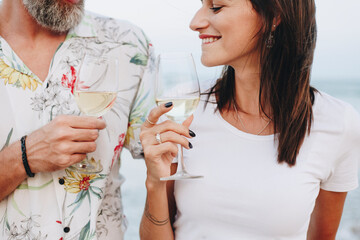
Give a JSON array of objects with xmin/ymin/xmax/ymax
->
[{"xmin": 232, "ymin": 63, "xmax": 271, "ymax": 117}]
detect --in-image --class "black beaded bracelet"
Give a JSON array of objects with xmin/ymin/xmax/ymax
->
[{"xmin": 20, "ymin": 135, "xmax": 35, "ymax": 178}]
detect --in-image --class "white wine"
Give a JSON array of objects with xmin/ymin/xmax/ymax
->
[
  {"xmin": 156, "ymin": 97, "xmax": 200, "ymax": 123},
  {"xmin": 74, "ymin": 91, "xmax": 117, "ymax": 117}
]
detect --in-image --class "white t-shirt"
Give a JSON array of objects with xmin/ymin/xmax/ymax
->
[{"xmin": 173, "ymin": 91, "xmax": 360, "ymax": 240}]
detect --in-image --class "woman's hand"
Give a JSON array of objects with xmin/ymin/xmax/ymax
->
[{"xmin": 140, "ymin": 102, "xmax": 194, "ymax": 188}]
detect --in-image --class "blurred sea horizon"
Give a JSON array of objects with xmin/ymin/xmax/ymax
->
[{"xmin": 121, "ymin": 78, "xmax": 360, "ymax": 240}]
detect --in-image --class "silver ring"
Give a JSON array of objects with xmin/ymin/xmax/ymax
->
[
  {"xmin": 155, "ymin": 133, "xmax": 162, "ymax": 144},
  {"xmin": 146, "ymin": 117, "xmax": 156, "ymax": 125}
]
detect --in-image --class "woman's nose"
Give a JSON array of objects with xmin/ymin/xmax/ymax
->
[{"xmin": 189, "ymin": 8, "xmax": 209, "ymax": 32}]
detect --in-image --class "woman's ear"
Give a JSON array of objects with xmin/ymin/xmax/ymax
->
[{"xmin": 272, "ymin": 15, "xmax": 282, "ymax": 30}]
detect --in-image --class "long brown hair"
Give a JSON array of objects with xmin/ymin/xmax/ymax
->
[{"xmin": 207, "ymin": 0, "xmax": 317, "ymax": 166}]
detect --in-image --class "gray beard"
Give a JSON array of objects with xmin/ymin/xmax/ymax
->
[{"xmin": 22, "ymin": 0, "xmax": 85, "ymax": 33}]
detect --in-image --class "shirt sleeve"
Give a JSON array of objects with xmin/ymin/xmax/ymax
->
[
  {"xmin": 124, "ymin": 30, "xmax": 156, "ymax": 159},
  {"xmin": 321, "ymin": 105, "xmax": 360, "ymax": 192}
]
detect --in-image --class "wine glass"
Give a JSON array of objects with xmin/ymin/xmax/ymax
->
[
  {"xmin": 156, "ymin": 52, "xmax": 203, "ymax": 180},
  {"xmin": 68, "ymin": 54, "xmax": 119, "ymax": 174}
]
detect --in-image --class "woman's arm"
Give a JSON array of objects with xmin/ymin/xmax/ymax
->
[
  {"xmin": 307, "ymin": 189, "xmax": 347, "ymax": 240},
  {"xmin": 140, "ymin": 165, "xmax": 177, "ymax": 240},
  {"xmin": 139, "ymin": 104, "xmax": 194, "ymax": 239}
]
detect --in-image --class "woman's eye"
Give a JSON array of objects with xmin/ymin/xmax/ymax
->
[{"xmin": 210, "ymin": 6, "xmax": 223, "ymax": 12}]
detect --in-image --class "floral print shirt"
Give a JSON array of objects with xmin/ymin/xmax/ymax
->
[{"xmin": 0, "ymin": 12, "xmax": 155, "ymax": 240}]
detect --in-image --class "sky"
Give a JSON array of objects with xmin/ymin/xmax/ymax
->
[{"xmin": 86, "ymin": 0, "xmax": 360, "ymax": 84}]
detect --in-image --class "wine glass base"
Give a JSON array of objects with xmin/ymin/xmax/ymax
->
[
  {"xmin": 160, "ymin": 171, "xmax": 204, "ymax": 181},
  {"xmin": 68, "ymin": 159, "xmax": 103, "ymax": 174}
]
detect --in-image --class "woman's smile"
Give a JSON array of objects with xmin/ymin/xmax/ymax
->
[
  {"xmin": 199, "ymin": 34, "xmax": 222, "ymax": 45},
  {"xmin": 190, "ymin": 0, "xmax": 262, "ymax": 67}
]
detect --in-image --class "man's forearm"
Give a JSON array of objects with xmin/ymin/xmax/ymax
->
[{"xmin": 0, "ymin": 140, "xmax": 27, "ymax": 201}]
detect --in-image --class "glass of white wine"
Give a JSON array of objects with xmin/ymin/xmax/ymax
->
[
  {"xmin": 69, "ymin": 54, "xmax": 119, "ymax": 174},
  {"xmin": 156, "ymin": 52, "xmax": 203, "ymax": 180}
]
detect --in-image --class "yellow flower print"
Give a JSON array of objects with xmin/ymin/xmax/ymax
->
[
  {"xmin": 0, "ymin": 58, "xmax": 41, "ymax": 91},
  {"xmin": 125, "ymin": 127, "xmax": 134, "ymax": 147},
  {"xmin": 62, "ymin": 162, "xmax": 106, "ymax": 215},
  {"xmin": 125, "ymin": 117, "xmax": 142, "ymax": 146},
  {"xmin": 63, "ymin": 167, "xmax": 100, "ymax": 194}
]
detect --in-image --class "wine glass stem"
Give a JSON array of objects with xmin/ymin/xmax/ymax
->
[
  {"xmin": 80, "ymin": 154, "xmax": 95, "ymax": 169},
  {"xmin": 176, "ymin": 144, "xmax": 187, "ymax": 174}
]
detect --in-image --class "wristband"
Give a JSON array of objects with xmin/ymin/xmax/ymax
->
[{"xmin": 21, "ymin": 135, "xmax": 35, "ymax": 178}]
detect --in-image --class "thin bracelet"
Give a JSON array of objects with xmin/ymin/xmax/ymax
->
[
  {"xmin": 21, "ymin": 135, "xmax": 35, "ymax": 178},
  {"xmin": 144, "ymin": 200, "xmax": 169, "ymax": 226}
]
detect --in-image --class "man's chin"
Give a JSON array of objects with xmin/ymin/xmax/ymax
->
[{"xmin": 22, "ymin": 0, "xmax": 84, "ymax": 33}]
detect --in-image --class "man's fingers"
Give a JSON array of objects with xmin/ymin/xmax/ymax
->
[
  {"xmin": 72, "ymin": 129, "xmax": 99, "ymax": 142},
  {"xmin": 71, "ymin": 116, "xmax": 106, "ymax": 130},
  {"xmin": 55, "ymin": 115, "xmax": 106, "ymax": 130},
  {"xmin": 71, "ymin": 142, "xmax": 97, "ymax": 154},
  {"xmin": 143, "ymin": 102, "xmax": 173, "ymax": 128},
  {"xmin": 70, "ymin": 154, "xmax": 88, "ymax": 164}
]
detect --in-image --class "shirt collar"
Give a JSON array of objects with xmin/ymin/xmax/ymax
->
[{"xmin": 66, "ymin": 11, "xmax": 98, "ymax": 39}]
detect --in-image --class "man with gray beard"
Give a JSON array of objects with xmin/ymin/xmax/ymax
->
[{"xmin": 0, "ymin": 0, "xmax": 155, "ymax": 239}]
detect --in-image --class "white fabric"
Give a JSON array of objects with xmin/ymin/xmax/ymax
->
[{"xmin": 174, "ymin": 91, "xmax": 360, "ymax": 240}]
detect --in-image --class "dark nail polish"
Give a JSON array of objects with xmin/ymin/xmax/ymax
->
[
  {"xmin": 189, "ymin": 130, "xmax": 196, "ymax": 137},
  {"xmin": 165, "ymin": 102, "xmax": 173, "ymax": 108},
  {"xmin": 189, "ymin": 142, "xmax": 193, "ymax": 149}
]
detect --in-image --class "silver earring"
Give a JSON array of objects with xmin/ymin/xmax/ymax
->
[
  {"xmin": 266, "ymin": 32, "xmax": 275, "ymax": 48},
  {"xmin": 266, "ymin": 24, "xmax": 277, "ymax": 48}
]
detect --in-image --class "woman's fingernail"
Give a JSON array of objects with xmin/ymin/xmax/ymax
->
[
  {"xmin": 165, "ymin": 102, "xmax": 173, "ymax": 108},
  {"xmin": 189, "ymin": 142, "xmax": 193, "ymax": 149},
  {"xmin": 189, "ymin": 130, "xmax": 196, "ymax": 137}
]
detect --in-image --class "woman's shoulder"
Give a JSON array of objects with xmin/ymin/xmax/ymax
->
[
  {"xmin": 313, "ymin": 91, "xmax": 359, "ymax": 119},
  {"xmin": 313, "ymin": 90, "xmax": 360, "ymax": 141},
  {"xmin": 312, "ymin": 91, "xmax": 360, "ymax": 192},
  {"xmin": 314, "ymin": 91, "xmax": 352, "ymax": 111}
]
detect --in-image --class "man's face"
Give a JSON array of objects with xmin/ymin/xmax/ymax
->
[{"xmin": 22, "ymin": 0, "xmax": 85, "ymax": 33}]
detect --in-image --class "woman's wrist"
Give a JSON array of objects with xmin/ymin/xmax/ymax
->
[{"xmin": 145, "ymin": 177, "xmax": 167, "ymax": 192}]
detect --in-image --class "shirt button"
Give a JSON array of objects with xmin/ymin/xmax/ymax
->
[
  {"xmin": 59, "ymin": 178, "xmax": 65, "ymax": 185},
  {"xmin": 64, "ymin": 227, "xmax": 70, "ymax": 233}
]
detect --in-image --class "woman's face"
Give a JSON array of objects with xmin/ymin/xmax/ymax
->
[{"xmin": 190, "ymin": 0, "xmax": 263, "ymax": 68}]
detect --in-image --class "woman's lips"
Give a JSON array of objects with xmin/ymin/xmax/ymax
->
[{"xmin": 199, "ymin": 34, "xmax": 222, "ymax": 44}]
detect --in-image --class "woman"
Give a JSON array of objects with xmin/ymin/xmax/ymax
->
[{"xmin": 139, "ymin": 0, "xmax": 360, "ymax": 239}]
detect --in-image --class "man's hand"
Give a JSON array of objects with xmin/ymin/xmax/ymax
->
[{"xmin": 26, "ymin": 115, "xmax": 106, "ymax": 173}]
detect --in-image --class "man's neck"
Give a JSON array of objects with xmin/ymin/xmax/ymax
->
[{"xmin": 0, "ymin": 0, "xmax": 68, "ymax": 82}]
